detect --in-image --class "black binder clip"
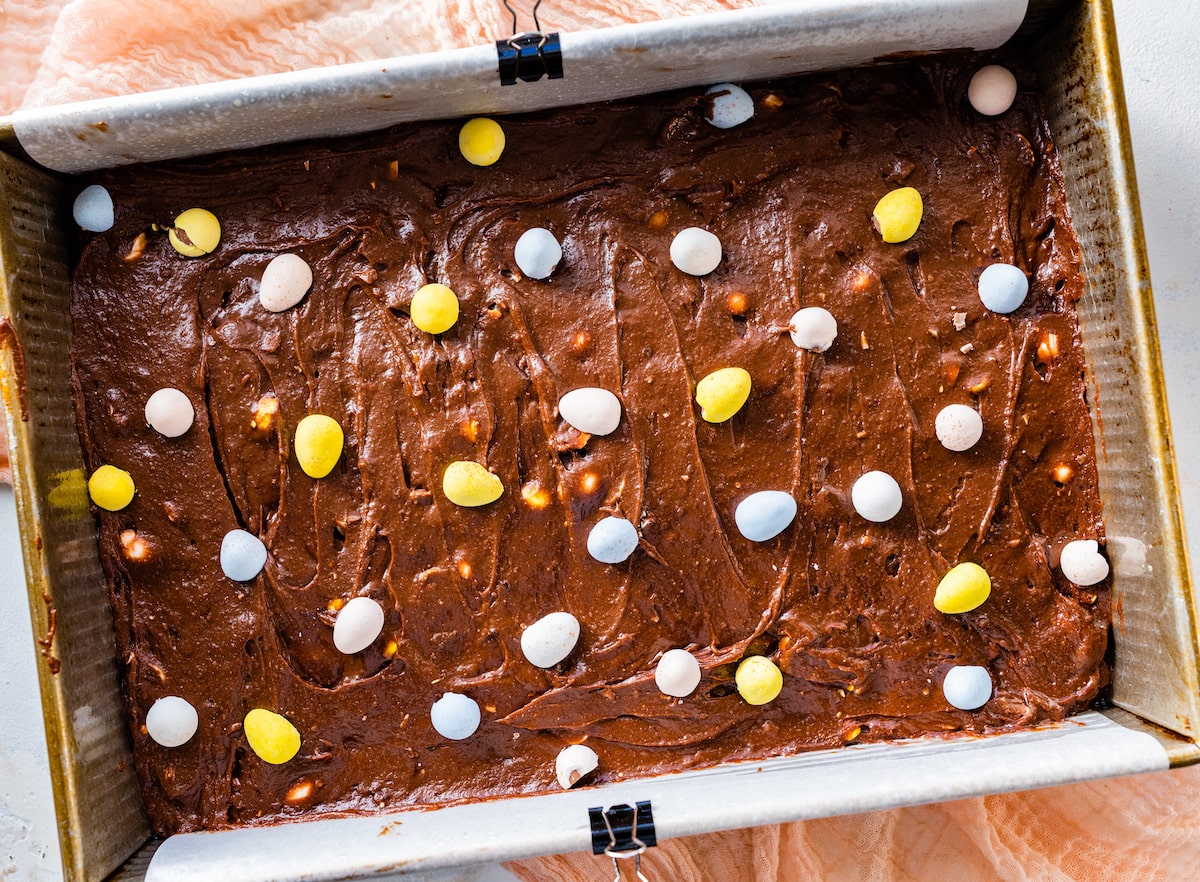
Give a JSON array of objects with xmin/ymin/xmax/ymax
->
[
  {"xmin": 497, "ymin": 1, "xmax": 563, "ymax": 85},
  {"xmin": 589, "ymin": 801, "xmax": 656, "ymax": 882}
]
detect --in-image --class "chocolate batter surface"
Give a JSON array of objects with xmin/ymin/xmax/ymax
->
[{"xmin": 71, "ymin": 57, "xmax": 1107, "ymax": 834}]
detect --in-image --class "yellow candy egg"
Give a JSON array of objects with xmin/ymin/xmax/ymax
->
[
  {"xmin": 410, "ymin": 283, "xmax": 460, "ymax": 334},
  {"xmin": 88, "ymin": 464, "xmax": 135, "ymax": 511},
  {"xmin": 934, "ymin": 562, "xmax": 992, "ymax": 614},
  {"xmin": 735, "ymin": 655, "xmax": 783, "ymax": 706},
  {"xmin": 695, "ymin": 367, "xmax": 751, "ymax": 423},
  {"xmin": 872, "ymin": 187, "xmax": 923, "ymax": 243},
  {"xmin": 459, "ymin": 118, "xmax": 506, "ymax": 167},
  {"xmin": 168, "ymin": 208, "xmax": 221, "ymax": 257},
  {"xmin": 243, "ymin": 708, "xmax": 300, "ymax": 764},
  {"xmin": 443, "ymin": 461, "xmax": 504, "ymax": 507},
  {"xmin": 294, "ymin": 414, "xmax": 344, "ymax": 478}
]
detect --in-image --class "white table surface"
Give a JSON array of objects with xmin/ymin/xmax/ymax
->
[{"xmin": 2, "ymin": 1, "xmax": 1196, "ymax": 878}]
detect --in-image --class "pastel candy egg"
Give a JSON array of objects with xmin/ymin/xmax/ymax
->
[
  {"xmin": 734, "ymin": 490, "xmax": 798, "ymax": 542},
  {"xmin": 333, "ymin": 596, "xmax": 386, "ymax": 655},
  {"xmin": 872, "ymin": 187, "xmax": 923, "ymax": 243},
  {"xmin": 1059, "ymin": 539, "xmax": 1110, "ymax": 586},
  {"xmin": 459, "ymin": 117, "xmax": 506, "ymax": 166},
  {"xmin": 934, "ymin": 562, "xmax": 991, "ymax": 614},
  {"xmin": 934, "ymin": 404, "xmax": 983, "ymax": 452},
  {"xmin": 587, "ymin": 516, "xmax": 639, "ymax": 564},
  {"xmin": 259, "ymin": 253, "xmax": 313, "ymax": 312},
  {"xmin": 558, "ymin": 387, "xmax": 622, "ymax": 436},
  {"xmin": 294, "ymin": 414, "xmax": 344, "ymax": 478},
  {"xmin": 430, "ymin": 692, "xmax": 481, "ymax": 740},
  {"xmin": 555, "ymin": 743, "xmax": 599, "ymax": 789},
  {"xmin": 88, "ymin": 464, "xmax": 135, "ymax": 511},
  {"xmin": 655, "ymin": 648, "xmax": 702, "ymax": 698},
  {"xmin": 695, "ymin": 367, "xmax": 751, "ymax": 423},
  {"xmin": 514, "ymin": 227, "xmax": 562, "ymax": 280},
  {"xmin": 221, "ymin": 529, "xmax": 267, "ymax": 581},
  {"xmin": 442, "ymin": 461, "xmax": 504, "ymax": 507},
  {"xmin": 73, "ymin": 184, "xmax": 114, "ymax": 232},
  {"xmin": 521, "ymin": 611, "xmax": 581, "ymax": 668},
  {"xmin": 410, "ymin": 283, "xmax": 459, "ymax": 334},
  {"xmin": 978, "ymin": 263, "xmax": 1028, "ymax": 313},
  {"xmin": 168, "ymin": 208, "xmax": 221, "ymax": 257},
  {"xmin": 145, "ymin": 387, "xmax": 194, "ymax": 437},
  {"xmin": 145, "ymin": 696, "xmax": 198, "ymax": 748},
  {"xmin": 851, "ymin": 470, "xmax": 903, "ymax": 523},
  {"xmin": 705, "ymin": 83, "xmax": 754, "ymax": 129},
  {"xmin": 788, "ymin": 307, "xmax": 838, "ymax": 352},
  {"xmin": 735, "ymin": 655, "xmax": 783, "ymax": 706},
  {"xmin": 243, "ymin": 708, "xmax": 301, "ymax": 764},
  {"xmin": 968, "ymin": 65, "xmax": 1018, "ymax": 116},
  {"xmin": 670, "ymin": 227, "xmax": 722, "ymax": 276},
  {"xmin": 942, "ymin": 665, "xmax": 993, "ymax": 710}
]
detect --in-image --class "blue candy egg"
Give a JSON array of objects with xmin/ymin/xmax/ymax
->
[
  {"xmin": 977, "ymin": 263, "xmax": 1028, "ymax": 314},
  {"xmin": 220, "ymin": 529, "xmax": 267, "ymax": 581},
  {"xmin": 586, "ymin": 516, "xmax": 639, "ymax": 564},
  {"xmin": 73, "ymin": 184, "xmax": 114, "ymax": 232},
  {"xmin": 734, "ymin": 491, "xmax": 798, "ymax": 542}
]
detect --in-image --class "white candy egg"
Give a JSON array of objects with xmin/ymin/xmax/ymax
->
[
  {"xmin": 73, "ymin": 184, "xmax": 114, "ymax": 232},
  {"xmin": 942, "ymin": 665, "xmax": 993, "ymax": 710},
  {"xmin": 430, "ymin": 692, "xmax": 481, "ymax": 740},
  {"xmin": 934, "ymin": 404, "xmax": 984, "ymax": 452},
  {"xmin": 145, "ymin": 387, "xmax": 195, "ymax": 437},
  {"xmin": 968, "ymin": 65, "xmax": 1018, "ymax": 116},
  {"xmin": 259, "ymin": 253, "xmax": 314, "ymax": 312},
  {"xmin": 788, "ymin": 307, "xmax": 838, "ymax": 352},
  {"xmin": 558, "ymin": 388, "xmax": 622, "ymax": 436},
  {"xmin": 555, "ymin": 743, "xmax": 599, "ymax": 789},
  {"xmin": 332, "ymin": 596, "xmax": 385, "ymax": 655},
  {"xmin": 705, "ymin": 83, "xmax": 755, "ymax": 129},
  {"xmin": 514, "ymin": 227, "xmax": 562, "ymax": 280},
  {"xmin": 978, "ymin": 263, "xmax": 1028, "ymax": 314},
  {"xmin": 734, "ymin": 490, "xmax": 798, "ymax": 542},
  {"xmin": 670, "ymin": 227, "xmax": 722, "ymax": 276},
  {"xmin": 1059, "ymin": 539, "xmax": 1110, "ymax": 586},
  {"xmin": 851, "ymin": 471, "xmax": 903, "ymax": 523},
  {"xmin": 587, "ymin": 516, "xmax": 640, "ymax": 564},
  {"xmin": 146, "ymin": 696, "xmax": 198, "ymax": 747},
  {"xmin": 220, "ymin": 529, "xmax": 268, "ymax": 581},
  {"xmin": 655, "ymin": 648, "xmax": 702, "ymax": 698},
  {"xmin": 521, "ymin": 611, "xmax": 581, "ymax": 668}
]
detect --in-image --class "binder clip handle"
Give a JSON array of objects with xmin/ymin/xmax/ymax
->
[
  {"xmin": 496, "ymin": 1, "xmax": 563, "ymax": 85},
  {"xmin": 589, "ymin": 801, "xmax": 656, "ymax": 881}
]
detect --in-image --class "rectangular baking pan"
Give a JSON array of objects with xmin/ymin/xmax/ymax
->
[{"xmin": 1, "ymin": 1, "xmax": 1196, "ymax": 880}]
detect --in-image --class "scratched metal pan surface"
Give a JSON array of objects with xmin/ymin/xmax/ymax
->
[{"xmin": 0, "ymin": 1, "xmax": 1196, "ymax": 881}]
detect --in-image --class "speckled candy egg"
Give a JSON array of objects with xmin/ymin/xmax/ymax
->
[
  {"xmin": 259, "ymin": 253, "xmax": 313, "ymax": 312},
  {"xmin": 934, "ymin": 404, "xmax": 983, "ymax": 452},
  {"xmin": 73, "ymin": 184, "xmax": 114, "ymax": 232},
  {"xmin": 705, "ymin": 83, "xmax": 755, "ymax": 129},
  {"xmin": 942, "ymin": 665, "xmax": 993, "ymax": 710},
  {"xmin": 220, "ymin": 529, "xmax": 268, "ymax": 581},
  {"xmin": 734, "ymin": 490, "xmax": 797, "ymax": 542},
  {"xmin": 586, "ymin": 516, "xmax": 640, "ymax": 564},
  {"xmin": 430, "ymin": 692, "xmax": 481, "ymax": 740},
  {"xmin": 978, "ymin": 263, "xmax": 1028, "ymax": 314},
  {"xmin": 555, "ymin": 743, "xmax": 599, "ymax": 789},
  {"xmin": 514, "ymin": 227, "xmax": 562, "ymax": 280},
  {"xmin": 520, "ymin": 611, "xmax": 581, "ymax": 668},
  {"xmin": 788, "ymin": 307, "xmax": 838, "ymax": 352}
]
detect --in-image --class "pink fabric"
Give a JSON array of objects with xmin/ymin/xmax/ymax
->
[{"xmin": 4, "ymin": 2, "xmax": 1200, "ymax": 878}]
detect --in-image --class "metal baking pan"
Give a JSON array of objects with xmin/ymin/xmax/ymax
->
[{"xmin": 0, "ymin": 1, "xmax": 1195, "ymax": 880}]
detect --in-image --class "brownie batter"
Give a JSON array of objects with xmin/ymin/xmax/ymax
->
[{"xmin": 70, "ymin": 56, "xmax": 1108, "ymax": 834}]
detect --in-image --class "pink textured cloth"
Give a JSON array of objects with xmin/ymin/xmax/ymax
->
[{"xmin": 4, "ymin": 2, "xmax": 1200, "ymax": 879}]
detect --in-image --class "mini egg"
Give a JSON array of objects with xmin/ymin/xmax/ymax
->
[
  {"xmin": 514, "ymin": 227, "xmax": 562, "ymax": 280},
  {"xmin": 705, "ymin": 83, "xmax": 755, "ymax": 129},
  {"xmin": 442, "ymin": 461, "xmax": 504, "ymax": 507},
  {"xmin": 695, "ymin": 366, "xmax": 751, "ymax": 423},
  {"xmin": 259, "ymin": 253, "xmax": 313, "ymax": 312},
  {"xmin": 670, "ymin": 227, "xmax": 723, "ymax": 276},
  {"xmin": 872, "ymin": 187, "xmax": 923, "ymax": 243},
  {"xmin": 294, "ymin": 414, "xmax": 344, "ymax": 478},
  {"xmin": 734, "ymin": 490, "xmax": 798, "ymax": 542},
  {"xmin": 333, "ymin": 596, "xmax": 386, "ymax": 655},
  {"xmin": 788, "ymin": 307, "xmax": 838, "ymax": 352},
  {"xmin": 220, "ymin": 529, "xmax": 268, "ymax": 581},
  {"xmin": 735, "ymin": 655, "xmax": 783, "ymax": 706},
  {"xmin": 520, "ymin": 611, "xmax": 581, "ymax": 668},
  {"xmin": 586, "ymin": 516, "xmax": 639, "ymax": 564},
  {"xmin": 851, "ymin": 470, "xmax": 903, "ymax": 523},
  {"xmin": 942, "ymin": 665, "xmax": 993, "ymax": 710},
  {"xmin": 145, "ymin": 387, "xmax": 195, "ymax": 437},
  {"xmin": 169, "ymin": 208, "xmax": 221, "ymax": 257},
  {"xmin": 555, "ymin": 743, "xmax": 599, "ymax": 789},
  {"xmin": 430, "ymin": 692, "xmax": 481, "ymax": 740},
  {"xmin": 934, "ymin": 562, "xmax": 991, "ymax": 614},
  {"xmin": 558, "ymin": 387, "xmax": 622, "ymax": 436},
  {"xmin": 88, "ymin": 464, "xmax": 135, "ymax": 511},
  {"xmin": 968, "ymin": 65, "xmax": 1018, "ymax": 116},
  {"xmin": 145, "ymin": 696, "xmax": 198, "ymax": 748},
  {"xmin": 73, "ymin": 184, "xmax": 114, "ymax": 232},
  {"xmin": 459, "ymin": 117, "xmax": 506, "ymax": 166},
  {"xmin": 1059, "ymin": 539, "xmax": 1110, "ymax": 586},
  {"xmin": 934, "ymin": 404, "xmax": 983, "ymax": 452},
  {"xmin": 243, "ymin": 708, "xmax": 301, "ymax": 764},
  {"xmin": 410, "ymin": 283, "xmax": 459, "ymax": 334},
  {"xmin": 655, "ymin": 648, "xmax": 702, "ymax": 698},
  {"xmin": 978, "ymin": 263, "xmax": 1028, "ymax": 314}
]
